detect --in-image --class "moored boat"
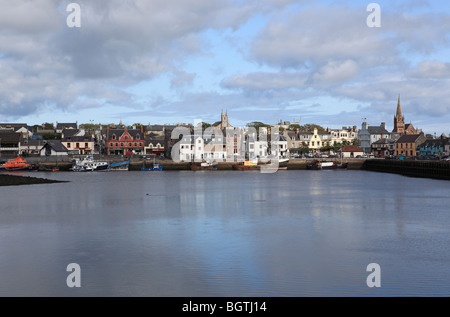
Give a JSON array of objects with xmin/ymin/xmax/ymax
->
[
  {"xmin": 190, "ymin": 161, "xmax": 218, "ymax": 171},
  {"xmin": 71, "ymin": 156, "xmax": 109, "ymax": 172},
  {"xmin": 0, "ymin": 157, "xmax": 38, "ymax": 171},
  {"xmin": 306, "ymin": 160, "xmax": 348, "ymax": 170},
  {"xmin": 108, "ymin": 160, "xmax": 130, "ymax": 171},
  {"xmin": 232, "ymin": 159, "xmax": 260, "ymax": 171}
]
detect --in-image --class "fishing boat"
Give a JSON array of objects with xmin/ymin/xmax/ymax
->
[
  {"xmin": 108, "ymin": 160, "xmax": 130, "ymax": 171},
  {"xmin": 190, "ymin": 161, "xmax": 218, "ymax": 171},
  {"xmin": 71, "ymin": 156, "xmax": 109, "ymax": 172},
  {"xmin": 0, "ymin": 157, "xmax": 39, "ymax": 171},
  {"xmin": 306, "ymin": 160, "xmax": 348, "ymax": 170}
]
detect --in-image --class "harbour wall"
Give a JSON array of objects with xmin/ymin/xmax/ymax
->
[{"xmin": 362, "ymin": 159, "xmax": 450, "ymax": 180}]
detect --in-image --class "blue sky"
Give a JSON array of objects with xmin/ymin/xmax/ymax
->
[{"xmin": 1, "ymin": 0, "xmax": 450, "ymax": 134}]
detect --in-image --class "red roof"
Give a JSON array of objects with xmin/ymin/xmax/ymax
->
[{"xmin": 339, "ymin": 145, "xmax": 363, "ymax": 152}]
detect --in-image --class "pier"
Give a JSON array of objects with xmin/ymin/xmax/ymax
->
[{"xmin": 363, "ymin": 159, "xmax": 450, "ymax": 180}]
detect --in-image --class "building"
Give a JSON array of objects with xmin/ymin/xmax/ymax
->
[
  {"xmin": 106, "ymin": 127, "xmax": 145, "ymax": 155},
  {"xmin": 56, "ymin": 122, "xmax": 78, "ymax": 134},
  {"xmin": 358, "ymin": 122, "xmax": 371, "ymax": 153},
  {"xmin": 394, "ymin": 133, "xmax": 427, "ymax": 157},
  {"xmin": 40, "ymin": 140, "xmax": 68, "ymax": 156},
  {"xmin": 61, "ymin": 135, "xmax": 95, "ymax": 155},
  {"xmin": 392, "ymin": 95, "xmax": 421, "ymax": 135},
  {"xmin": 418, "ymin": 138, "xmax": 449, "ymax": 157},
  {"xmin": 0, "ymin": 132, "xmax": 21, "ymax": 156},
  {"xmin": 371, "ymin": 138, "xmax": 395, "ymax": 158},
  {"xmin": 327, "ymin": 126, "xmax": 358, "ymax": 144},
  {"xmin": 212, "ymin": 110, "xmax": 233, "ymax": 129},
  {"xmin": 358, "ymin": 122, "xmax": 390, "ymax": 153},
  {"xmin": 20, "ymin": 139, "xmax": 46, "ymax": 155},
  {"xmin": 339, "ymin": 145, "xmax": 364, "ymax": 158},
  {"xmin": 144, "ymin": 139, "xmax": 165, "ymax": 156}
]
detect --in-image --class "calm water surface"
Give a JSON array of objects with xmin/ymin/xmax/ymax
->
[{"xmin": 0, "ymin": 170, "xmax": 449, "ymax": 296}]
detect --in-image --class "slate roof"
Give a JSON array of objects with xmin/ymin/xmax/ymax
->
[
  {"xmin": 42, "ymin": 140, "xmax": 68, "ymax": 152},
  {"xmin": 396, "ymin": 134, "xmax": 422, "ymax": 143},
  {"xmin": 368, "ymin": 126, "xmax": 390, "ymax": 135},
  {"xmin": 0, "ymin": 132, "xmax": 21, "ymax": 143},
  {"xmin": 420, "ymin": 138, "xmax": 450, "ymax": 148},
  {"xmin": 56, "ymin": 123, "xmax": 77, "ymax": 130},
  {"xmin": 62, "ymin": 135, "xmax": 93, "ymax": 142}
]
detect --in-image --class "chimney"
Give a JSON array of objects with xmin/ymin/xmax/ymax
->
[{"xmin": 381, "ymin": 122, "xmax": 386, "ymax": 129}]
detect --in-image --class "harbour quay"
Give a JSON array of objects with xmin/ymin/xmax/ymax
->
[{"xmin": 363, "ymin": 159, "xmax": 450, "ymax": 180}]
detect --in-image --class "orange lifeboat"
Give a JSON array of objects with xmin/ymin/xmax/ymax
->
[{"xmin": 0, "ymin": 157, "xmax": 37, "ymax": 171}]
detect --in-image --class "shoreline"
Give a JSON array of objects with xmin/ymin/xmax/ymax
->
[{"xmin": 0, "ymin": 174, "xmax": 68, "ymax": 186}]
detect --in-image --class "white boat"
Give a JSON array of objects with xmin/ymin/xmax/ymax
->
[{"xmin": 71, "ymin": 156, "xmax": 109, "ymax": 172}]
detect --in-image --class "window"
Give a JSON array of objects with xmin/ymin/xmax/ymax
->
[
  {"xmin": 115, "ymin": 143, "xmax": 118, "ymax": 147},
  {"xmin": 85, "ymin": 143, "xmax": 88, "ymax": 148},
  {"xmin": 76, "ymin": 143, "xmax": 79, "ymax": 148},
  {"xmin": 67, "ymin": 143, "xmax": 71, "ymax": 148},
  {"xmin": 112, "ymin": 134, "xmax": 116, "ymax": 140},
  {"xmin": 129, "ymin": 143, "xmax": 132, "ymax": 147},
  {"xmin": 120, "ymin": 143, "xmax": 123, "ymax": 147},
  {"xmin": 134, "ymin": 143, "xmax": 137, "ymax": 147}
]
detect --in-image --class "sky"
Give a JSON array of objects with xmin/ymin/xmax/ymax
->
[{"xmin": 1, "ymin": 0, "xmax": 450, "ymax": 134}]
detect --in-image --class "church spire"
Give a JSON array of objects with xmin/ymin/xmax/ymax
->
[{"xmin": 396, "ymin": 94, "xmax": 402, "ymax": 117}]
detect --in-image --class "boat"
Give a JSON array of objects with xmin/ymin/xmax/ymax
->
[
  {"xmin": 232, "ymin": 159, "xmax": 260, "ymax": 171},
  {"xmin": 277, "ymin": 157, "xmax": 289, "ymax": 170},
  {"xmin": 190, "ymin": 161, "xmax": 218, "ymax": 171},
  {"xmin": 0, "ymin": 157, "xmax": 39, "ymax": 171},
  {"xmin": 108, "ymin": 160, "xmax": 130, "ymax": 171},
  {"xmin": 306, "ymin": 160, "xmax": 348, "ymax": 170},
  {"xmin": 141, "ymin": 163, "xmax": 163, "ymax": 171},
  {"xmin": 71, "ymin": 156, "xmax": 109, "ymax": 172}
]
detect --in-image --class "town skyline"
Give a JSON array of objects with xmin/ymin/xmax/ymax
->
[{"xmin": 1, "ymin": 1, "xmax": 450, "ymax": 134}]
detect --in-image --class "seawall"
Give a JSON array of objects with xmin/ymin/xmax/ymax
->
[{"xmin": 363, "ymin": 159, "xmax": 450, "ymax": 180}]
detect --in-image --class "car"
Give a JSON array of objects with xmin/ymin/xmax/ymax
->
[{"xmin": 444, "ymin": 157, "xmax": 450, "ymax": 161}]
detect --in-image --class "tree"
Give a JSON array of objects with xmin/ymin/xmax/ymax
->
[
  {"xmin": 303, "ymin": 124, "xmax": 325, "ymax": 132},
  {"xmin": 247, "ymin": 121, "xmax": 271, "ymax": 131}
]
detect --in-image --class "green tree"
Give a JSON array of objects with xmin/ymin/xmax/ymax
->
[{"xmin": 247, "ymin": 121, "xmax": 271, "ymax": 130}]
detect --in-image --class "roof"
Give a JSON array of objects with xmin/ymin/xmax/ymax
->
[
  {"xmin": 42, "ymin": 140, "xmax": 68, "ymax": 152},
  {"xmin": 108, "ymin": 128, "xmax": 143, "ymax": 140},
  {"xmin": 368, "ymin": 126, "xmax": 390, "ymax": 135},
  {"xmin": 372, "ymin": 138, "xmax": 395, "ymax": 145},
  {"xmin": 62, "ymin": 128, "xmax": 79, "ymax": 137},
  {"xmin": 339, "ymin": 145, "xmax": 364, "ymax": 152},
  {"xmin": 396, "ymin": 134, "xmax": 422, "ymax": 143},
  {"xmin": 56, "ymin": 123, "xmax": 77, "ymax": 130},
  {"xmin": 0, "ymin": 132, "xmax": 21, "ymax": 143},
  {"xmin": 420, "ymin": 138, "xmax": 450, "ymax": 148},
  {"xmin": 62, "ymin": 135, "xmax": 93, "ymax": 142}
]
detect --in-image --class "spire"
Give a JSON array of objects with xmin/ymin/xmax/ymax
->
[{"xmin": 396, "ymin": 94, "xmax": 402, "ymax": 117}]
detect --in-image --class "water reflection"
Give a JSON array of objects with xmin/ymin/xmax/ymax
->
[{"xmin": 1, "ymin": 170, "xmax": 450, "ymax": 296}]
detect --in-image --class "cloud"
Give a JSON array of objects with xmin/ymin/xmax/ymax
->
[
  {"xmin": 410, "ymin": 60, "xmax": 450, "ymax": 78},
  {"xmin": 222, "ymin": 71, "xmax": 308, "ymax": 91},
  {"xmin": 312, "ymin": 60, "xmax": 359, "ymax": 85}
]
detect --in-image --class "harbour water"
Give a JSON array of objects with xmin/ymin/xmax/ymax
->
[{"xmin": 0, "ymin": 170, "xmax": 449, "ymax": 296}]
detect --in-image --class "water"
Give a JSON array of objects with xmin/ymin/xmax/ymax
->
[{"xmin": 0, "ymin": 170, "xmax": 449, "ymax": 296}]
